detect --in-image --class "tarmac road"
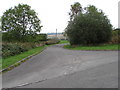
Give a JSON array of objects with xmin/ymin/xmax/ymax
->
[{"xmin": 2, "ymin": 44, "xmax": 118, "ymax": 88}]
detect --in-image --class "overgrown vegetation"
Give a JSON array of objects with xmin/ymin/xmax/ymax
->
[
  {"xmin": 65, "ymin": 3, "xmax": 112, "ymax": 45},
  {"xmin": 2, "ymin": 42, "xmax": 36, "ymax": 58}
]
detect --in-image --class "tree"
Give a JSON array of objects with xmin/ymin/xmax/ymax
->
[
  {"xmin": 66, "ymin": 5, "xmax": 112, "ymax": 45},
  {"xmin": 69, "ymin": 2, "xmax": 82, "ymax": 21},
  {"xmin": 64, "ymin": 2, "xmax": 82, "ymax": 40},
  {"xmin": 2, "ymin": 4, "xmax": 42, "ymax": 42}
]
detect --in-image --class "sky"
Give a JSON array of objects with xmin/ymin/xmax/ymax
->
[{"xmin": 0, "ymin": 0, "xmax": 119, "ymax": 33}]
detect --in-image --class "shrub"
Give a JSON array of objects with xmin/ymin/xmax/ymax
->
[
  {"xmin": 110, "ymin": 29, "xmax": 120, "ymax": 44},
  {"xmin": 2, "ymin": 42, "xmax": 36, "ymax": 58}
]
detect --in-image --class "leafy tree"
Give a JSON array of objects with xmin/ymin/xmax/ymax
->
[
  {"xmin": 64, "ymin": 2, "xmax": 82, "ymax": 40},
  {"xmin": 2, "ymin": 4, "xmax": 42, "ymax": 42},
  {"xmin": 66, "ymin": 5, "xmax": 112, "ymax": 45}
]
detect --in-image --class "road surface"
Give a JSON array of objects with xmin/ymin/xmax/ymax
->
[{"xmin": 2, "ymin": 44, "xmax": 118, "ymax": 88}]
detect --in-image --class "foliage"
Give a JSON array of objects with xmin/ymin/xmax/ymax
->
[
  {"xmin": 2, "ymin": 32, "xmax": 47, "ymax": 42},
  {"xmin": 2, "ymin": 35, "xmax": 55, "ymax": 58},
  {"xmin": 69, "ymin": 2, "xmax": 82, "ymax": 21},
  {"xmin": 66, "ymin": 5, "xmax": 112, "ymax": 45},
  {"xmin": 2, "ymin": 4, "xmax": 42, "ymax": 42},
  {"xmin": 23, "ymin": 34, "xmax": 47, "ymax": 42},
  {"xmin": 110, "ymin": 29, "xmax": 120, "ymax": 44},
  {"xmin": 2, "ymin": 42, "xmax": 36, "ymax": 58},
  {"xmin": 34, "ymin": 34, "xmax": 47, "ymax": 42}
]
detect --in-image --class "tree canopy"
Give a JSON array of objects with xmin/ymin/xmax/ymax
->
[
  {"xmin": 2, "ymin": 4, "xmax": 42, "ymax": 42},
  {"xmin": 66, "ymin": 4, "xmax": 112, "ymax": 45},
  {"xmin": 69, "ymin": 2, "xmax": 82, "ymax": 21}
]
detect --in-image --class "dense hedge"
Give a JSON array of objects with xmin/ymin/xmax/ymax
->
[{"xmin": 2, "ymin": 32, "xmax": 47, "ymax": 42}]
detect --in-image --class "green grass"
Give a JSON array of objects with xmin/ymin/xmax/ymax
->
[
  {"xmin": 1, "ymin": 46, "xmax": 45, "ymax": 69},
  {"xmin": 64, "ymin": 44, "xmax": 119, "ymax": 51},
  {"xmin": 59, "ymin": 40, "xmax": 69, "ymax": 44}
]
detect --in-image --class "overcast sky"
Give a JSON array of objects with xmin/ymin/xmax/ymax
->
[{"xmin": 0, "ymin": 0, "xmax": 119, "ymax": 33}]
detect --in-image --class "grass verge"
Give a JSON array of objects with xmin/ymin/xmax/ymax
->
[
  {"xmin": 59, "ymin": 40, "xmax": 69, "ymax": 44},
  {"xmin": 1, "ymin": 46, "xmax": 45, "ymax": 69},
  {"xmin": 64, "ymin": 44, "xmax": 119, "ymax": 51}
]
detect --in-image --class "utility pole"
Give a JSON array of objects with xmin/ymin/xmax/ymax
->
[
  {"xmin": 118, "ymin": 2, "xmax": 120, "ymax": 28},
  {"xmin": 56, "ymin": 29, "xmax": 57, "ymax": 37}
]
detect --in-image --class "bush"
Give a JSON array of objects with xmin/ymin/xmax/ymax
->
[
  {"xmin": 66, "ymin": 5, "xmax": 112, "ymax": 45},
  {"xmin": 2, "ymin": 42, "xmax": 36, "ymax": 58},
  {"xmin": 110, "ymin": 29, "xmax": 120, "ymax": 44}
]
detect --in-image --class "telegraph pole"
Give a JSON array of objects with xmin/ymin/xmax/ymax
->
[
  {"xmin": 56, "ymin": 29, "xmax": 57, "ymax": 37},
  {"xmin": 118, "ymin": 1, "xmax": 120, "ymax": 28}
]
